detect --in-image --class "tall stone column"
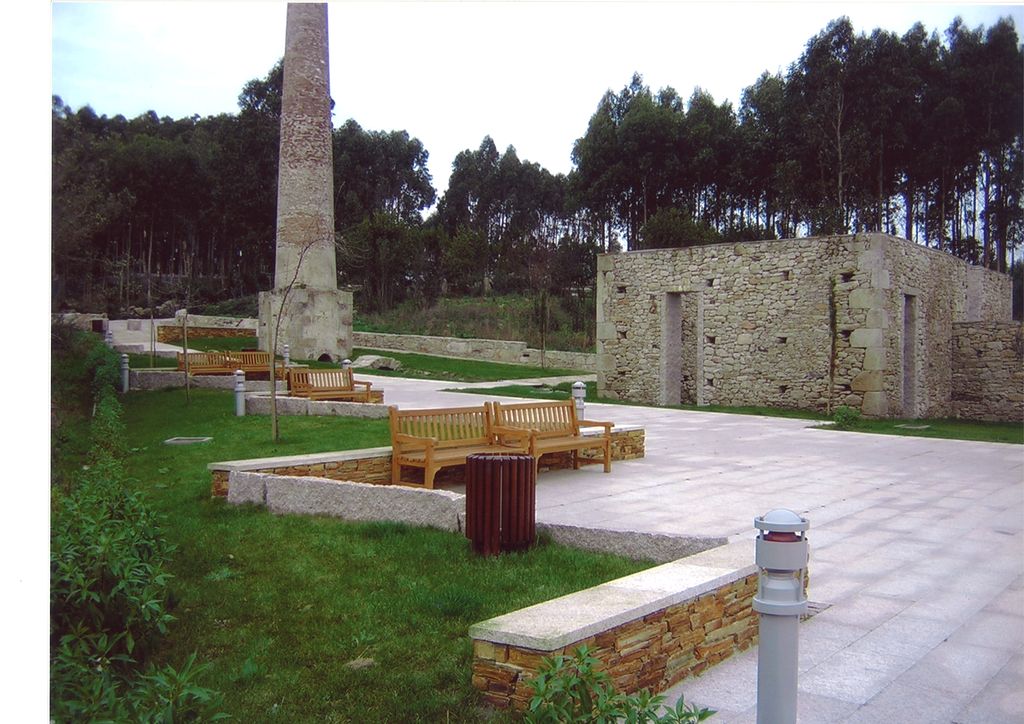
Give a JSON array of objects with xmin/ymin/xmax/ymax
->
[{"xmin": 259, "ymin": 2, "xmax": 352, "ymax": 362}]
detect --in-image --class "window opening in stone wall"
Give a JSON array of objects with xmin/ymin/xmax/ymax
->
[
  {"xmin": 706, "ymin": 278, "xmax": 715, "ymax": 287},
  {"xmin": 840, "ymin": 330, "xmax": 852, "ymax": 341},
  {"xmin": 706, "ymin": 378, "xmax": 715, "ymax": 387},
  {"xmin": 840, "ymin": 271, "xmax": 854, "ymax": 283},
  {"xmin": 706, "ymin": 335, "xmax": 716, "ymax": 345},
  {"xmin": 780, "ymin": 270, "xmax": 791, "ymax": 281},
  {"xmin": 777, "ymin": 336, "xmax": 788, "ymax": 344},
  {"xmin": 903, "ymin": 294, "xmax": 918, "ymax": 417}
]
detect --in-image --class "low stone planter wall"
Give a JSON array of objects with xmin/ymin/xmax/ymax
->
[
  {"xmin": 218, "ymin": 468, "xmax": 721, "ymax": 565},
  {"xmin": 353, "ymin": 331, "xmax": 596, "ymax": 371},
  {"xmin": 129, "ymin": 369, "xmax": 288, "ymax": 393},
  {"xmin": 209, "ymin": 426, "xmax": 645, "ymax": 496},
  {"xmin": 469, "ymin": 541, "xmax": 758, "ymax": 710},
  {"xmin": 244, "ymin": 393, "xmax": 390, "ymax": 419}
]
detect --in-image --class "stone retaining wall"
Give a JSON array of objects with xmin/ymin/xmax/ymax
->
[
  {"xmin": 209, "ymin": 427, "xmax": 645, "ymax": 496},
  {"xmin": 469, "ymin": 542, "xmax": 758, "ymax": 710},
  {"xmin": 951, "ymin": 321, "xmax": 1024, "ymax": 422},
  {"xmin": 353, "ymin": 331, "xmax": 596, "ymax": 371},
  {"xmin": 156, "ymin": 313, "xmax": 258, "ymax": 343}
]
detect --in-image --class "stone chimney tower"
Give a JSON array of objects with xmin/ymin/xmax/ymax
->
[{"xmin": 258, "ymin": 2, "xmax": 352, "ymax": 362}]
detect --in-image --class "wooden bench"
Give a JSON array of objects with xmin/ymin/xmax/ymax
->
[
  {"xmin": 389, "ymin": 404, "xmax": 529, "ymax": 489},
  {"xmin": 288, "ymin": 368, "xmax": 378, "ymax": 402},
  {"xmin": 491, "ymin": 399, "xmax": 614, "ymax": 473},
  {"xmin": 176, "ymin": 351, "xmax": 233, "ymax": 375},
  {"xmin": 226, "ymin": 350, "xmax": 290, "ymax": 380}
]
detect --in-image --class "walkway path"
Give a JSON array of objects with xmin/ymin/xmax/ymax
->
[{"xmin": 365, "ymin": 373, "xmax": 1023, "ymax": 723}]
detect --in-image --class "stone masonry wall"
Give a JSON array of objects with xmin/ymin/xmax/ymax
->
[
  {"xmin": 353, "ymin": 331, "xmax": 596, "ymax": 371},
  {"xmin": 598, "ymin": 233, "xmax": 1012, "ymax": 418},
  {"xmin": 597, "ymin": 235, "xmax": 861, "ymax": 413},
  {"xmin": 881, "ymin": 239, "xmax": 1013, "ymax": 417},
  {"xmin": 951, "ymin": 322, "xmax": 1024, "ymax": 422},
  {"xmin": 472, "ymin": 572, "xmax": 758, "ymax": 710}
]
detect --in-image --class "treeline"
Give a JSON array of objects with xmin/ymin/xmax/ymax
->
[{"xmin": 52, "ymin": 15, "xmax": 1022, "ymax": 316}]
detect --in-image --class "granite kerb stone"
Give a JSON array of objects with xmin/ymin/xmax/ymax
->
[
  {"xmin": 537, "ymin": 522, "xmax": 724, "ymax": 563},
  {"xmin": 209, "ymin": 446, "xmax": 393, "ymax": 475},
  {"xmin": 263, "ymin": 473, "xmax": 465, "ymax": 531}
]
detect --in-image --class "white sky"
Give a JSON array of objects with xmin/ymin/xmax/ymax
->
[{"xmin": 51, "ymin": 1, "xmax": 1023, "ymax": 199}]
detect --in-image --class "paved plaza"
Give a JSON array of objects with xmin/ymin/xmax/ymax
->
[
  {"xmin": 110, "ymin": 321, "xmax": 1022, "ymax": 723},
  {"xmin": 370, "ymin": 374, "xmax": 1023, "ymax": 723}
]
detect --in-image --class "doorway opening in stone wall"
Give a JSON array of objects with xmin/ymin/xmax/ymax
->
[
  {"xmin": 902, "ymin": 293, "xmax": 918, "ymax": 417},
  {"xmin": 661, "ymin": 292, "xmax": 701, "ymax": 406}
]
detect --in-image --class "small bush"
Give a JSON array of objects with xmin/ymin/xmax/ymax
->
[
  {"xmin": 832, "ymin": 405, "xmax": 862, "ymax": 430},
  {"xmin": 50, "ymin": 324, "xmax": 225, "ymax": 722},
  {"xmin": 525, "ymin": 646, "xmax": 715, "ymax": 723}
]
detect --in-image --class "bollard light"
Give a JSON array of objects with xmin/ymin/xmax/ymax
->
[
  {"xmin": 284, "ymin": 344, "xmax": 290, "ymax": 367},
  {"xmin": 120, "ymin": 354, "xmax": 130, "ymax": 394},
  {"xmin": 753, "ymin": 508, "xmax": 809, "ymax": 724},
  {"xmin": 572, "ymin": 380, "xmax": 586, "ymax": 419},
  {"xmin": 341, "ymin": 358, "xmax": 352, "ymax": 370},
  {"xmin": 234, "ymin": 370, "xmax": 246, "ymax": 417}
]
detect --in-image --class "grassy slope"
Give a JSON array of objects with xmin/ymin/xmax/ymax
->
[{"xmin": 119, "ymin": 387, "xmax": 649, "ymax": 722}]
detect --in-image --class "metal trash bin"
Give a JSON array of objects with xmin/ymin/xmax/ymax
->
[{"xmin": 465, "ymin": 453, "xmax": 536, "ymax": 556}]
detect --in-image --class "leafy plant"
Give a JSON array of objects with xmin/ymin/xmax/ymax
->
[
  {"xmin": 524, "ymin": 646, "xmax": 714, "ymax": 723},
  {"xmin": 832, "ymin": 405, "xmax": 862, "ymax": 430},
  {"xmin": 50, "ymin": 325, "xmax": 225, "ymax": 721}
]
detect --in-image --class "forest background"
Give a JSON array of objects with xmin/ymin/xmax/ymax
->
[{"xmin": 52, "ymin": 15, "xmax": 1024, "ymax": 344}]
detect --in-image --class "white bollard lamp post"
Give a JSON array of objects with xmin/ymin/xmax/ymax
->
[
  {"xmin": 234, "ymin": 370, "xmax": 246, "ymax": 417},
  {"xmin": 753, "ymin": 508, "xmax": 809, "ymax": 724},
  {"xmin": 571, "ymin": 380, "xmax": 586, "ymax": 419}
]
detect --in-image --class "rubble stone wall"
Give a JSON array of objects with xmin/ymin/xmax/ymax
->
[
  {"xmin": 951, "ymin": 322, "xmax": 1024, "ymax": 422},
  {"xmin": 597, "ymin": 233, "xmax": 1012, "ymax": 418}
]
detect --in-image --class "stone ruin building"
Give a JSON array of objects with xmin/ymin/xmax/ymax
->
[{"xmin": 596, "ymin": 232, "xmax": 1021, "ymax": 422}]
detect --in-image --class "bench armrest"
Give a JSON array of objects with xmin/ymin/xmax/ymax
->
[
  {"xmin": 393, "ymin": 432, "xmax": 437, "ymax": 451},
  {"xmin": 490, "ymin": 425, "xmax": 533, "ymax": 444},
  {"xmin": 353, "ymin": 380, "xmax": 372, "ymax": 391},
  {"xmin": 578, "ymin": 419, "xmax": 614, "ymax": 432}
]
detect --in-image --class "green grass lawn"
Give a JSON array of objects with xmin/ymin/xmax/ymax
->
[{"xmin": 118, "ymin": 387, "xmax": 650, "ymax": 722}]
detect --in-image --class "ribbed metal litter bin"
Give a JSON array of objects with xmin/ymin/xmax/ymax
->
[{"xmin": 465, "ymin": 453, "xmax": 536, "ymax": 556}]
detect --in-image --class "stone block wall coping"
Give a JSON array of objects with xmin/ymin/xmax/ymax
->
[
  {"xmin": 209, "ymin": 446, "xmax": 394, "ymax": 474},
  {"xmin": 469, "ymin": 539, "xmax": 756, "ymax": 651},
  {"xmin": 207, "ymin": 425, "xmax": 643, "ymax": 475}
]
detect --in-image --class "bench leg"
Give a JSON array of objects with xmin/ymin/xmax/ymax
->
[
  {"xmin": 603, "ymin": 439, "xmax": 611, "ymax": 473},
  {"xmin": 424, "ymin": 466, "xmax": 437, "ymax": 490},
  {"xmin": 391, "ymin": 458, "xmax": 401, "ymax": 485},
  {"xmin": 572, "ymin": 449, "xmax": 580, "ymax": 470}
]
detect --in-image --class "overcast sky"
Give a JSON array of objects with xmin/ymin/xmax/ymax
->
[{"xmin": 51, "ymin": 1, "xmax": 1022, "ymax": 199}]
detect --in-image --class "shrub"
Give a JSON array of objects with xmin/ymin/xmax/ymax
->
[
  {"xmin": 832, "ymin": 405, "xmax": 862, "ymax": 430},
  {"xmin": 525, "ymin": 646, "xmax": 715, "ymax": 723},
  {"xmin": 50, "ymin": 325, "xmax": 225, "ymax": 722}
]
